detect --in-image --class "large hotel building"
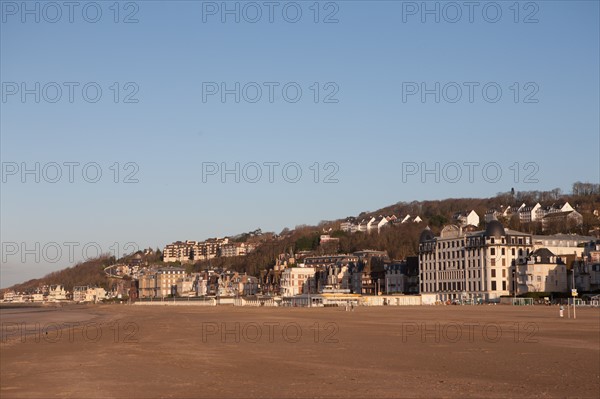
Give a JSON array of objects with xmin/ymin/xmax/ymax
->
[{"xmin": 418, "ymin": 221, "xmax": 533, "ymax": 302}]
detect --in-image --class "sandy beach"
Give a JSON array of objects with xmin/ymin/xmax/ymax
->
[{"xmin": 1, "ymin": 304, "xmax": 599, "ymax": 398}]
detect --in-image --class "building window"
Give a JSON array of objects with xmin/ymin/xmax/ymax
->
[
  {"xmin": 491, "ymin": 269, "xmax": 496, "ymax": 277},
  {"xmin": 492, "ymin": 281, "xmax": 497, "ymax": 290},
  {"xmin": 491, "ymin": 248, "xmax": 496, "ymax": 255}
]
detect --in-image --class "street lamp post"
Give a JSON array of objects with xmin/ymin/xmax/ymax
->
[
  {"xmin": 385, "ymin": 273, "xmax": 388, "ymax": 295},
  {"xmin": 512, "ymin": 266, "xmax": 516, "ymax": 299},
  {"xmin": 308, "ymin": 278, "xmax": 311, "ymax": 308},
  {"xmin": 572, "ymin": 264, "xmax": 577, "ymax": 319}
]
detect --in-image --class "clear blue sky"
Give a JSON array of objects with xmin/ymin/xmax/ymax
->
[{"xmin": 1, "ymin": 0, "xmax": 599, "ymax": 287}]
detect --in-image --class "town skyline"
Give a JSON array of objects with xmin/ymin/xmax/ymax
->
[
  {"xmin": 3, "ymin": 214, "xmax": 599, "ymax": 305},
  {"xmin": 3, "ymin": 182, "xmax": 598, "ymax": 290}
]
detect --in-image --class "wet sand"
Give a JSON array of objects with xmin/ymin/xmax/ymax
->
[{"xmin": 1, "ymin": 305, "xmax": 599, "ymax": 398}]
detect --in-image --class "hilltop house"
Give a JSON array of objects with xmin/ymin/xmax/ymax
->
[
  {"xmin": 454, "ymin": 210, "xmax": 480, "ymax": 227},
  {"xmin": 542, "ymin": 210, "xmax": 583, "ymax": 231},
  {"xmin": 368, "ymin": 216, "xmax": 389, "ymax": 233}
]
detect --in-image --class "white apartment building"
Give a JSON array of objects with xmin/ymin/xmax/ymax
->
[
  {"xmin": 73, "ymin": 286, "xmax": 87, "ymax": 302},
  {"xmin": 519, "ymin": 203, "xmax": 542, "ymax": 223},
  {"xmin": 163, "ymin": 238, "xmax": 231, "ymax": 262},
  {"xmin": 533, "ymin": 234, "xmax": 593, "ymax": 257},
  {"xmin": 399, "ymin": 215, "xmax": 412, "ymax": 223},
  {"xmin": 367, "ymin": 216, "xmax": 389, "ymax": 233},
  {"xmin": 340, "ymin": 217, "xmax": 358, "ymax": 232},
  {"xmin": 73, "ymin": 286, "xmax": 107, "ymax": 303},
  {"xmin": 515, "ymin": 248, "xmax": 568, "ymax": 295},
  {"xmin": 341, "ymin": 215, "xmax": 417, "ymax": 233},
  {"xmin": 419, "ymin": 221, "xmax": 533, "ymax": 302},
  {"xmin": 485, "ymin": 202, "xmax": 576, "ymax": 225},
  {"xmin": 138, "ymin": 273, "xmax": 157, "ymax": 298},
  {"xmin": 542, "ymin": 210, "xmax": 583, "ymax": 231},
  {"xmin": 220, "ymin": 242, "xmax": 246, "ymax": 257},
  {"xmin": 232, "ymin": 274, "xmax": 259, "ymax": 296},
  {"xmin": 155, "ymin": 267, "xmax": 187, "ymax": 297},
  {"xmin": 382, "ymin": 263, "xmax": 410, "ymax": 294},
  {"xmin": 576, "ymin": 240, "xmax": 600, "ymax": 292},
  {"xmin": 163, "ymin": 241, "xmax": 195, "ymax": 263},
  {"xmin": 30, "ymin": 293, "xmax": 44, "ymax": 302},
  {"xmin": 485, "ymin": 209, "xmax": 502, "ymax": 223},
  {"xmin": 357, "ymin": 217, "xmax": 374, "ymax": 232},
  {"xmin": 280, "ymin": 267, "xmax": 316, "ymax": 297},
  {"xmin": 454, "ymin": 210, "xmax": 480, "ymax": 227},
  {"xmin": 2, "ymin": 291, "xmax": 16, "ymax": 302},
  {"xmin": 47, "ymin": 285, "xmax": 68, "ymax": 301},
  {"xmin": 176, "ymin": 276, "xmax": 195, "ymax": 297},
  {"xmin": 137, "ymin": 267, "xmax": 186, "ymax": 298},
  {"xmin": 321, "ymin": 263, "xmax": 352, "ymax": 291}
]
